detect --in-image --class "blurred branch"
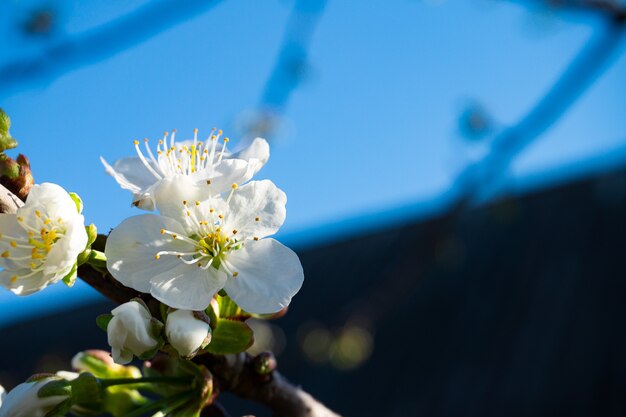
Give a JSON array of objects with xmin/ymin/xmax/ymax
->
[
  {"xmin": 452, "ymin": 13, "xmax": 626, "ymax": 206},
  {"xmin": 242, "ymin": 0, "xmax": 327, "ymax": 140},
  {"xmin": 0, "ymin": 183, "xmax": 24, "ymax": 212},
  {"xmin": 0, "ymin": 0, "xmax": 223, "ymax": 98}
]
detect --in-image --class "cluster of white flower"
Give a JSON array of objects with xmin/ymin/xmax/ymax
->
[
  {"xmin": 103, "ymin": 131, "xmax": 303, "ymax": 314},
  {"xmin": 0, "ymin": 129, "xmax": 304, "ymax": 370}
]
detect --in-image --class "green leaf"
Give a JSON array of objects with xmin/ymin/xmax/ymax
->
[
  {"xmin": 96, "ymin": 314, "xmax": 113, "ymax": 332},
  {"xmin": 205, "ymin": 319, "xmax": 254, "ymax": 355},
  {"xmin": 62, "ymin": 262, "xmax": 78, "ymax": 287},
  {"xmin": 69, "ymin": 192, "xmax": 83, "ymax": 214}
]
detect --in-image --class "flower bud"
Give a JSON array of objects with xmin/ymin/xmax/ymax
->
[
  {"xmin": 0, "ymin": 376, "xmax": 70, "ymax": 417},
  {"xmin": 72, "ymin": 350, "xmax": 142, "ymax": 379},
  {"xmin": 165, "ymin": 310, "xmax": 211, "ymax": 358},
  {"xmin": 0, "ymin": 109, "xmax": 17, "ymax": 152},
  {"xmin": 107, "ymin": 301, "xmax": 160, "ymax": 364}
]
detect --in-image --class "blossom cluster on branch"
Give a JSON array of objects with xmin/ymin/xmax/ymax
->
[{"xmin": 0, "ymin": 110, "xmax": 331, "ymax": 417}]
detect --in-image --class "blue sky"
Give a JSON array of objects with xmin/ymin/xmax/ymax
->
[{"xmin": 0, "ymin": 0, "xmax": 624, "ymax": 325}]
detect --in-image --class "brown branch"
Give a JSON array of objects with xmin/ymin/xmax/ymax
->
[
  {"xmin": 197, "ymin": 353, "xmax": 340, "ymax": 417},
  {"xmin": 0, "ymin": 182, "xmax": 339, "ymax": 417},
  {"xmin": 0, "ymin": 183, "xmax": 23, "ymax": 213}
]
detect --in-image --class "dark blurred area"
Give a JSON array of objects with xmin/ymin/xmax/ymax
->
[{"xmin": 2, "ymin": 162, "xmax": 625, "ymax": 416}]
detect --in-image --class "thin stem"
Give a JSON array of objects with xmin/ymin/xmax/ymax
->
[
  {"xmin": 125, "ymin": 391, "xmax": 192, "ymax": 417},
  {"xmin": 101, "ymin": 376, "xmax": 192, "ymax": 388}
]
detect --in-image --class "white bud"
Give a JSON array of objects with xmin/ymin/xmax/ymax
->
[
  {"xmin": 107, "ymin": 301, "xmax": 159, "ymax": 364},
  {"xmin": 0, "ymin": 384, "xmax": 5, "ymax": 408},
  {"xmin": 0, "ymin": 378, "xmax": 67, "ymax": 417},
  {"xmin": 165, "ymin": 310, "xmax": 211, "ymax": 358}
]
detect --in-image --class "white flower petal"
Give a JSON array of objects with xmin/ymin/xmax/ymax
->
[
  {"xmin": 101, "ymin": 157, "xmax": 156, "ymax": 193},
  {"xmin": 44, "ymin": 215, "xmax": 87, "ymax": 278},
  {"xmin": 107, "ymin": 301, "xmax": 158, "ymax": 365},
  {"xmin": 105, "ymin": 214, "xmax": 192, "ymax": 293},
  {"xmin": 149, "ymin": 263, "xmax": 227, "ymax": 311},
  {"xmin": 22, "ymin": 183, "xmax": 78, "ymax": 220},
  {"xmin": 201, "ymin": 158, "xmax": 251, "ymax": 193},
  {"xmin": 152, "ymin": 176, "xmax": 205, "ymax": 221},
  {"xmin": 233, "ymin": 137, "xmax": 270, "ymax": 177},
  {"xmin": 0, "ymin": 380, "xmax": 68, "ymax": 417},
  {"xmin": 166, "ymin": 309, "xmax": 211, "ymax": 357},
  {"xmin": 0, "ymin": 269, "xmax": 54, "ymax": 296},
  {"xmin": 224, "ymin": 238, "xmax": 303, "ymax": 314},
  {"xmin": 222, "ymin": 180, "xmax": 287, "ymax": 240}
]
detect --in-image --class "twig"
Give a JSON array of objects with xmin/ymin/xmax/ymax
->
[{"xmin": 197, "ymin": 353, "xmax": 341, "ymax": 417}]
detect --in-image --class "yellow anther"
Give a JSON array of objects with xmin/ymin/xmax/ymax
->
[
  {"xmin": 231, "ymin": 183, "xmax": 238, "ymax": 190},
  {"xmin": 35, "ymin": 210, "xmax": 41, "ymax": 217},
  {"xmin": 17, "ymin": 216, "xmax": 23, "ymax": 222},
  {"xmin": 159, "ymin": 140, "xmax": 164, "ymax": 145},
  {"xmin": 27, "ymin": 231, "xmax": 34, "ymax": 237},
  {"xmin": 155, "ymin": 254, "xmax": 161, "ymax": 260},
  {"xmin": 10, "ymin": 241, "xmax": 17, "ymax": 248},
  {"xmin": 186, "ymin": 211, "xmax": 191, "ymax": 217},
  {"xmin": 1, "ymin": 251, "xmax": 10, "ymax": 258},
  {"xmin": 197, "ymin": 262, "xmax": 202, "ymax": 268},
  {"xmin": 253, "ymin": 237, "xmax": 259, "ymax": 241},
  {"xmin": 194, "ymin": 128, "xmax": 199, "ymax": 133},
  {"xmin": 158, "ymin": 150, "xmax": 163, "ymax": 155},
  {"xmin": 206, "ymin": 180, "xmax": 212, "ymax": 185},
  {"xmin": 134, "ymin": 140, "xmax": 139, "ymax": 145},
  {"xmin": 160, "ymin": 229, "xmax": 165, "ymax": 234},
  {"xmin": 183, "ymin": 200, "xmax": 188, "ymax": 206},
  {"xmin": 232, "ymin": 230, "xmax": 238, "ymax": 235},
  {"xmin": 218, "ymin": 214, "xmax": 224, "ymax": 219},
  {"xmin": 255, "ymin": 217, "xmax": 260, "ymax": 222},
  {"xmin": 209, "ymin": 208, "xmax": 214, "ymax": 213},
  {"xmin": 218, "ymin": 129, "xmax": 223, "ymax": 135},
  {"xmin": 223, "ymin": 137, "xmax": 230, "ymax": 143},
  {"xmin": 30, "ymin": 262, "xmax": 36, "ymax": 269},
  {"xmin": 233, "ymin": 271, "xmax": 239, "ymax": 277},
  {"xmin": 44, "ymin": 219, "xmax": 52, "ymax": 225},
  {"xmin": 195, "ymin": 201, "xmax": 201, "ymax": 206},
  {"xmin": 144, "ymin": 138, "xmax": 149, "ymax": 142},
  {"xmin": 172, "ymin": 234, "xmax": 178, "ymax": 239},
  {"xmin": 10, "ymin": 276, "xmax": 17, "ymax": 283}
]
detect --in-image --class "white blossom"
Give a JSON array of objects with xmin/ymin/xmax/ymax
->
[
  {"xmin": 0, "ymin": 384, "xmax": 5, "ymax": 408},
  {"xmin": 0, "ymin": 377, "xmax": 68, "ymax": 417},
  {"xmin": 0, "ymin": 183, "xmax": 87, "ymax": 295},
  {"xmin": 105, "ymin": 177, "xmax": 304, "ymax": 313},
  {"xmin": 107, "ymin": 301, "xmax": 159, "ymax": 364},
  {"xmin": 101, "ymin": 129, "xmax": 269, "ymax": 210},
  {"xmin": 165, "ymin": 309, "xmax": 211, "ymax": 357}
]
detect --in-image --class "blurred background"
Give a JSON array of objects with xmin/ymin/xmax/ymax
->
[{"xmin": 1, "ymin": 0, "xmax": 625, "ymax": 416}]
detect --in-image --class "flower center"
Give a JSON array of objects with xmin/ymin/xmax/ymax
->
[
  {"xmin": 1, "ymin": 211, "xmax": 65, "ymax": 283},
  {"xmin": 154, "ymin": 197, "xmax": 242, "ymax": 276},
  {"xmin": 133, "ymin": 128, "xmax": 230, "ymax": 180}
]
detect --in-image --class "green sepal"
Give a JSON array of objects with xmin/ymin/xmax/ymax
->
[
  {"xmin": 86, "ymin": 224, "xmax": 98, "ymax": 247},
  {"xmin": 38, "ymin": 379, "xmax": 71, "ymax": 398},
  {"xmin": 62, "ymin": 262, "xmax": 78, "ymax": 287},
  {"xmin": 215, "ymin": 293, "xmax": 250, "ymax": 320},
  {"xmin": 205, "ymin": 319, "xmax": 254, "ymax": 355},
  {"xmin": 44, "ymin": 398, "xmax": 73, "ymax": 417},
  {"xmin": 96, "ymin": 314, "xmax": 113, "ymax": 332},
  {"xmin": 70, "ymin": 372, "xmax": 105, "ymax": 412},
  {"xmin": 69, "ymin": 192, "xmax": 83, "ymax": 214},
  {"xmin": 0, "ymin": 109, "xmax": 18, "ymax": 152}
]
